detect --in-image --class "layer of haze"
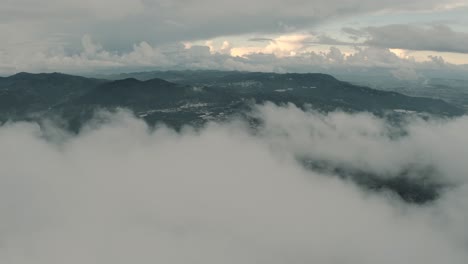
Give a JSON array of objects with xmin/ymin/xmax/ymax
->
[{"xmin": 1, "ymin": 103, "xmax": 468, "ymax": 263}]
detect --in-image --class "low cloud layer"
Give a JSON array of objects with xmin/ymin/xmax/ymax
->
[{"xmin": 1, "ymin": 104, "xmax": 468, "ymax": 263}]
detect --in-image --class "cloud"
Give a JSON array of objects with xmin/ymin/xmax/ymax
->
[
  {"xmin": 1, "ymin": 105, "xmax": 468, "ymax": 263},
  {"xmin": 1, "ymin": 0, "xmax": 145, "ymax": 20},
  {"xmin": 1, "ymin": 0, "xmax": 467, "ymax": 53},
  {"xmin": 254, "ymin": 103, "xmax": 468, "ymax": 184},
  {"xmin": 3, "ymin": 34, "xmax": 468, "ymax": 76},
  {"xmin": 345, "ymin": 24, "xmax": 468, "ymax": 54},
  {"xmin": 231, "ymin": 34, "xmax": 317, "ymax": 57},
  {"xmin": 342, "ymin": 27, "xmax": 368, "ymax": 40},
  {"xmin": 248, "ymin": 38, "xmax": 276, "ymax": 43},
  {"xmin": 1, "ymin": 1, "xmax": 468, "ymax": 73}
]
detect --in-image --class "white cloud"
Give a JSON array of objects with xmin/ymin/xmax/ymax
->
[
  {"xmin": 254, "ymin": 103, "xmax": 468, "ymax": 183},
  {"xmin": 2, "ymin": 35, "xmax": 468, "ymax": 76},
  {"xmin": 230, "ymin": 34, "xmax": 314, "ymax": 57},
  {"xmin": 1, "ymin": 105, "xmax": 468, "ymax": 263}
]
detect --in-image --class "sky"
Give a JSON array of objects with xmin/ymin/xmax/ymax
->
[{"xmin": 1, "ymin": 0, "xmax": 468, "ymax": 75}]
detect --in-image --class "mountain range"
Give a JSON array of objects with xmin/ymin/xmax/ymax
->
[
  {"xmin": 1, "ymin": 70, "xmax": 463, "ymax": 203},
  {"xmin": 1, "ymin": 71, "xmax": 464, "ymax": 131}
]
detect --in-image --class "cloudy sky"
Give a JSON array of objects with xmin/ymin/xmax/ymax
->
[{"xmin": 1, "ymin": 0, "xmax": 468, "ymax": 74}]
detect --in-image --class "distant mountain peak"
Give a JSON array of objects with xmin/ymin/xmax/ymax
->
[
  {"xmin": 103, "ymin": 77, "xmax": 176, "ymax": 88},
  {"xmin": 144, "ymin": 77, "xmax": 176, "ymax": 85},
  {"xmin": 9, "ymin": 72, "xmax": 35, "ymax": 78},
  {"xmin": 7, "ymin": 72, "xmax": 80, "ymax": 80},
  {"xmin": 110, "ymin": 78, "xmax": 141, "ymax": 84}
]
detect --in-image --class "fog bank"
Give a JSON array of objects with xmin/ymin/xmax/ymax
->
[{"xmin": 1, "ymin": 104, "xmax": 468, "ymax": 263}]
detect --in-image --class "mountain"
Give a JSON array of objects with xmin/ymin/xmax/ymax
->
[
  {"xmin": 55, "ymin": 76, "xmax": 243, "ymax": 130},
  {"xmin": 96, "ymin": 70, "xmax": 465, "ymax": 115},
  {"xmin": 75, "ymin": 78, "xmax": 189, "ymax": 107},
  {"xmin": 0, "ymin": 71, "xmax": 464, "ymax": 129},
  {"xmin": 0, "ymin": 72, "xmax": 104, "ymax": 117},
  {"xmin": 202, "ymin": 72, "xmax": 464, "ymax": 115}
]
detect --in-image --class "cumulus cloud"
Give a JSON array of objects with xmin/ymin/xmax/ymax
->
[
  {"xmin": 1, "ymin": 104, "xmax": 468, "ymax": 263},
  {"xmin": 2, "ymin": 34, "xmax": 468, "ymax": 76}
]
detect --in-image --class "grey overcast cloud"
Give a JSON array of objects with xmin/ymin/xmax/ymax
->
[
  {"xmin": 1, "ymin": 0, "xmax": 468, "ymax": 74},
  {"xmin": 1, "ymin": 1, "xmax": 468, "ymax": 264}
]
